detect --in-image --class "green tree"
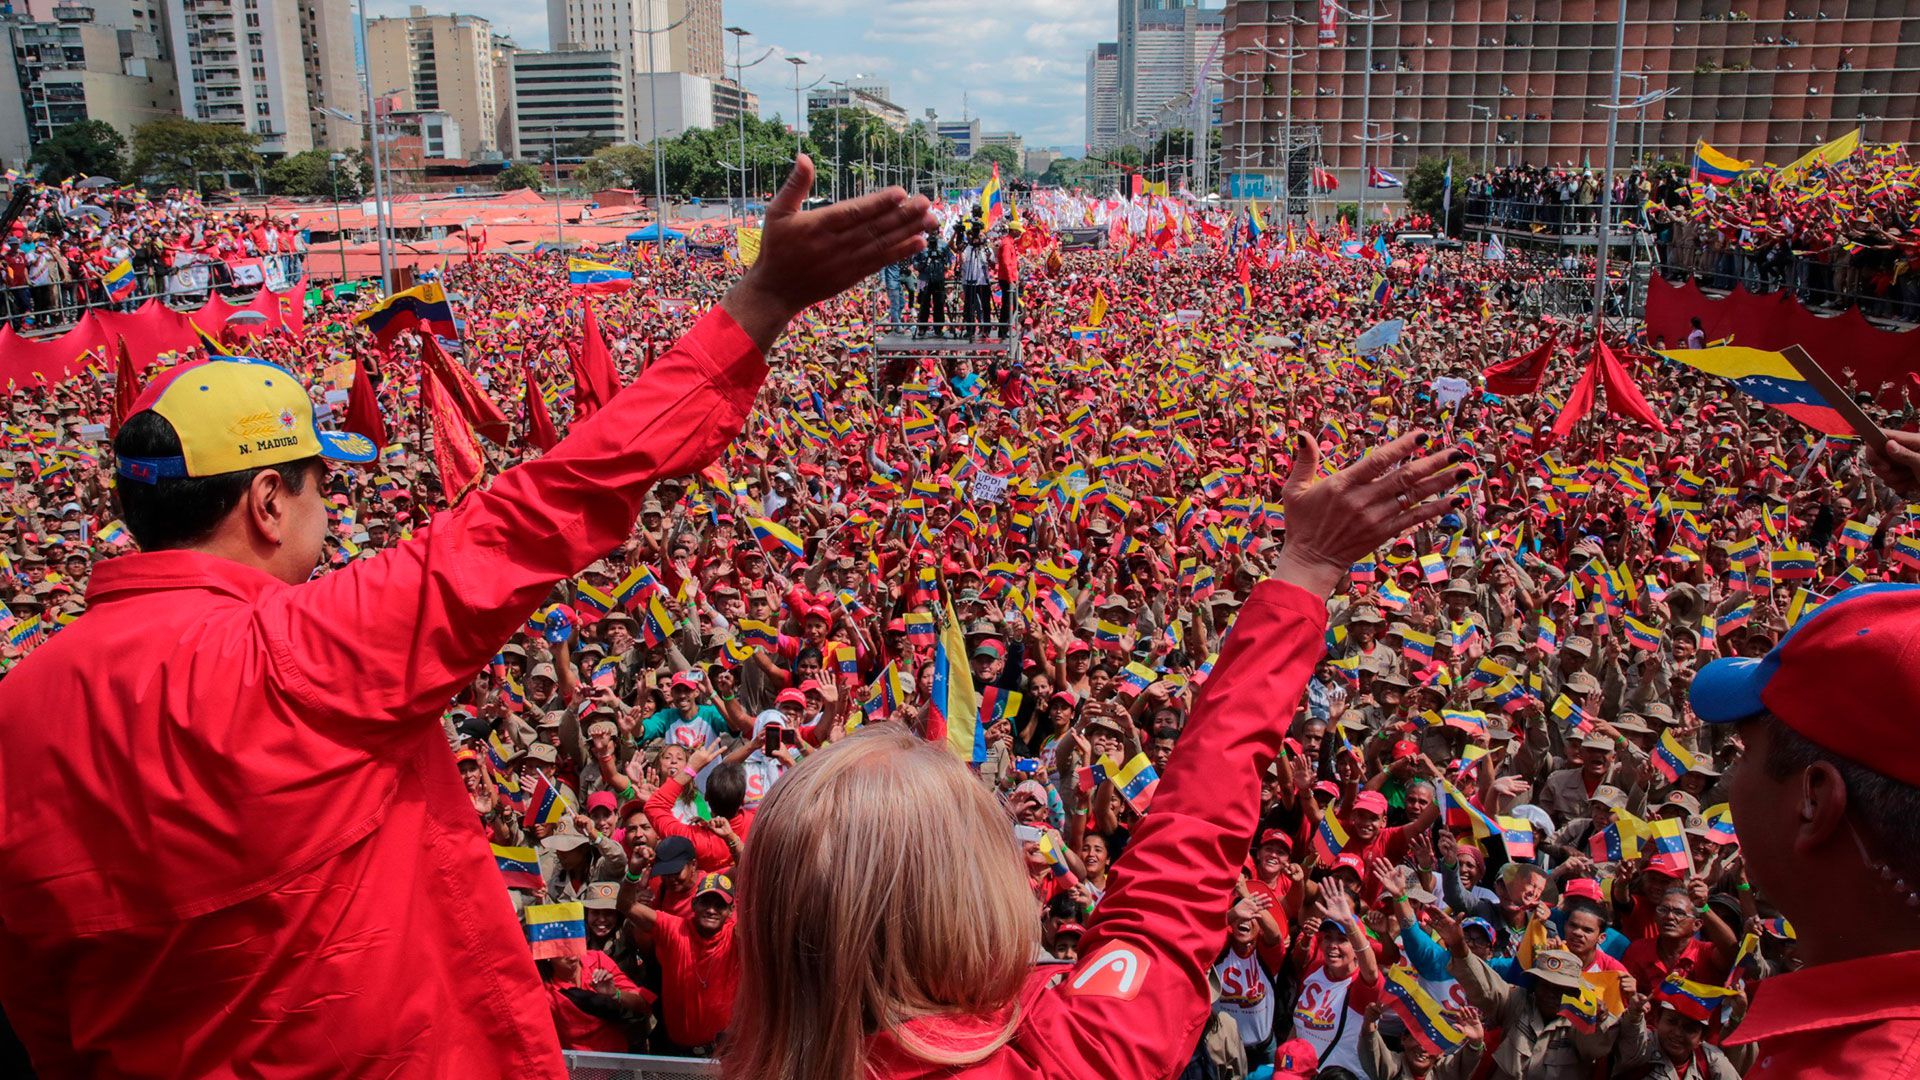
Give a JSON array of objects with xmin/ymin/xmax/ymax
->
[
  {"xmin": 1404, "ymin": 153, "xmax": 1474, "ymax": 235},
  {"xmin": 130, "ymin": 117, "xmax": 260, "ymax": 191},
  {"xmin": 29, "ymin": 120, "xmax": 127, "ymax": 181},
  {"xmin": 495, "ymin": 161, "xmax": 545, "ymax": 192},
  {"xmin": 264, "ymin": 148, "xmax": 371, "ymax": 199},
  {"xmin": 572, "ymin": 144, "xmax": 650, "ymax": 191},
  {"xmin": 973, "ymin": 142, "xmax": 1020, "ymax": 178},
  {"xmin": 1038, "ymin": 156, "xmax": 1092, "ymax": 189},
  {"xmin": 564, "ymin": 134, "xmax": 614, "ymax": 159}
]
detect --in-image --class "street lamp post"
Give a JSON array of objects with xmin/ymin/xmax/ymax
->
[
  {"xmin": 725, "ymin": 27, "xmax": 777, "ymax": 219},
  {"xmin": 1467, "ymin": 103, "xmax": 1492, "ymax": 171},
  {"xmin": 328, "ymin": 152, "xmax": 348, "ymax": 282},
  {"xmin": 546, "ymin": 126, "xmax": 565, "ymax": 249},
  {"xmin": 638, "ymin": 0, "xmax": 689, "ymax": 258},
  {"xmin": 1334, "ymin": 2, "xmax": 1390, "ymax": 231},
  {"xmin": 785, "ymin": 56, "xmax": 809, "ymax": 163},
  {"xmin": 1589, "ymin": 0, "xmax": 1630, "ymax": 344},
  {"xmin": 827, "ymin": 81, "xmax": 848, "ymax": 201}
]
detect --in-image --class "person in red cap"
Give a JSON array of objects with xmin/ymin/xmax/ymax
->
[
  {"xmin": 1689, "ymin": 582, "xmax": 1920, "ymax": 1080},
  {"xmin": 0, "ymin": 155, "xmax": 936, "ymax": 1076},
  {"xmin": 620, "ymin": 869, "xmax": 741, "ymax": 1056}
]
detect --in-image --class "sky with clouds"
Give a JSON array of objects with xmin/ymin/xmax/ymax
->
[{"xmin": 366, "ymin": 0, "xmax": 1120, "ymax": 152}]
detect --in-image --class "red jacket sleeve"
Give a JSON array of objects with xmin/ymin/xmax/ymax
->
[
  {"xmin": 257, "ymin": 308, "xmax": 766, "ymax": 732},
  {"xmin": 645, "ymin": 772, "xmax": 732, "ymax": 870},
  {"xmin": 1016, "ymin": 578, "xmax": 1328, "ymax": 1079}
]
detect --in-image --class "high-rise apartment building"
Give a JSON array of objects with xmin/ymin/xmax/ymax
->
[
  {"xmin": 1222, "ymin": 0, "xmax": 1920, "ymax": 194},
  {"xmin": 0, "ymin": 2, "xmax": 180, "ymax": 165},
  {"xmin": 666, "ymin": 0, "xmax": 720, "ymax": 81},
  {"xmin": 1132, "ymin": 5, "xmax": 1222, "ymax": 129},
  {"xmin": 1119, "ymin": 0, "xmax": 1221, "ymax": 130},
  {"xmin": 808, "ymin": 80, "xmax": 909, "ymax": 132},
  {"xmin": 165, "ymin": 0, "xmax": 354, "ymax": 155},
  {"xmin": 1085, "ymin": 41, "xmax": 1119, "ymax": 152},
  {"xmin": 366, "ymin": 6, "xmax": 501, "ymax": 156},
  {"xmin": 547, "ymin": 0, "xmax": 672, "ymax": 73},
  {"xmin": 936, "ymin": 117, "xmax": 979, "ymax": 157}
]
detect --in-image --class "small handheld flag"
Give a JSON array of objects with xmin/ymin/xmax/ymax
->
[{"xmin": 524, "ymin": 901, "xmax": 587, "ymax": 959}]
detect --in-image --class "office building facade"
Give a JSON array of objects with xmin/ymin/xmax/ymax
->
[
  {"xmin": 506, "ymin": 46, "xmax": 629, "ymax": 159},
  {"xmin": 1085, "ymin": 41, "xmax": 1119, "ymax": 152},
  {"xmin": 165, "ymin": 0, "xmax": 355, "ymax": 155},
  {"xmin": 366, "ymin": 6, "xmax": 500, "ymax": 156},
  {"xmin": 1222, "ymin": 0, "xmax": 1920, "ymax": 191}
]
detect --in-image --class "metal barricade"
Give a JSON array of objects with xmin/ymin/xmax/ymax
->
[{"xmin": 563, "ymin": 1051, "xmax": 720, "ymax": 1080}]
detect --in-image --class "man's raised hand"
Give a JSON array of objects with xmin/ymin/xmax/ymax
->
[{"xmin": 722, "ymin": 154, "xmax": 936, "ymax": 351}]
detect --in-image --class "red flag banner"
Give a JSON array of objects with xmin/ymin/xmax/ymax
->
[
  {"xmin": 418, "ymin": 333, "xmax": 509, "ymax": 444},
  {"xmin": 569, "ymin": 299, "xmax": 622, "ymax": 420},
  {"xmin": 423, "ymin": 361, "xmax": 485, "ymax": 502},
  {"xmin": 1483, "ymin": 335, "xmax": 1556, "ymax": 397},
  {"xmin": 342, "ymin": 350, "xmax": 389, "ymax": 449},
  {"xmin": 522, "ymin": 360, "xmax": 558, "ymax": 452}
]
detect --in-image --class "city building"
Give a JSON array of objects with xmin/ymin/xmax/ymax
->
[
  {"xmin": 979, "ymin": 129, "xmax": 1023, "ymax": 162},
  {"xmin": 666, "ymin": 0, "xmax": 721, "ymax": 81},
  {"xmin": 807, "ymin": 79, "xmax": 909, "ymax": 132},
  {"xmin": 490, "ymin": 32, "xmax": 516, "ymax": 155},
  {"xmin": 0, "ymin": 2, "xmax": 180, "ymax": 165},
  {"xmin": 935, "ymin": 117, "xmax": 979, "ymax": 157},
  {"xmin": 1130, "ymin": 4, "xmax": 1222, "ymax": 131},
  {"xmin": 164, "ymin": 0, "xmax": 357, "ymax": 155},
  {"xmin": 1119, "ymin": 0, "xmax": 1221, "ymax": 129},
  {"xmin": 1024, "ymin": 147, "xmax": 1061, "ymax": 175},
  {"xmin": 506, "ymin": 45, "xmax": 630, "ymax": 160},
  {"xmin": 710, "ymin": 77, "xmax": 758, "ymax": 129},
  {"xmin": 546, "ymin": 0, "xmax": 672, "ymax": 73},
  {"xmin": 1085, "ymin": 40, "xmax": 1119, "ymax": 152},
  {"xmin": 634, "ymin": 70, "xmax": 713, "ymax": 141},
  {"xmin": 365, "ymin": 6, "xmax": 501, "ymax": 156},
  {"xmin": 1221, "ymin": 0, "xmax": 1920, "ymax": 196}
]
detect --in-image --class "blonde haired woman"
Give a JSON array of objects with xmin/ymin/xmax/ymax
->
[{"xmin": 725, "ymin": 430, "xmax": 1471, "ymax": 1080}]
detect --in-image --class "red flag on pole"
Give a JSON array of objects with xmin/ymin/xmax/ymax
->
[
  {"xmin": 342, "ymin": 350, "xmax": 389, "ymax": 449},
  {"xmin": 418, "ymin": 333, "xmax": 509, "ymax": 444},
  {"xmin": 1482, "ymin": 335, "xmax": 1557, "ymax": 397},
  {"xmin": 110, "ymin": 335, "xmax": 141, "ymax": 434},
  {"xmin": 422, "ymin": 363, "xmax": 485, "ymax": 502},
  {"xmin": 568, "ymin": 299, "xmax": 621, "ymax": 420},
  {"xmin": 1550, "ymin": 336, "xmax": 1665, "ymax": 438},
  {"xmin": 522, "ymin": 361, "xmax": 558, "ymax": 452}
]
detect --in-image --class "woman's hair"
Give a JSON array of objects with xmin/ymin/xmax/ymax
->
[{"xmin": 723, "ymin": 723, "xmax": 1037, "ymax": 1080}]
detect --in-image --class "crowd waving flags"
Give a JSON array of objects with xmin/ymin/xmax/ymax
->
[{"xmin": 0, "ymin": 147, "xmax": 1917, "ymax": 1077}]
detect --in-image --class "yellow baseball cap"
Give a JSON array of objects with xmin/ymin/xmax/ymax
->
[{"xmin": 116, "ymin": 356, "xmax": 378, "ymax": 483}]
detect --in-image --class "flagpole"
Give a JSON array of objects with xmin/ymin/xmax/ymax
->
[{"xmin": 1589, "ymin": 0, "xmax": 1629, "ymax": 353}]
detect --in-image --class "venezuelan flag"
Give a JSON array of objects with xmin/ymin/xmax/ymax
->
[
  {"xmin": 736, "ymin": 618, "xmax": 779, "ymax": 650},
  {"xmin": 748, "ymin": 515, "xmax": 805, "ymax": 558},
  {"xmin": 103, "ymin": 259, "xmax": 136, "ymax": 300},
  {"xmin": 522, "ymin": 774, "xmax": 571, "ymax": 827},
  {"xmin": 491, "ymin": 843, "xmax": 543, "ymax": 890},
  {"xmin": 1559, "ymin": 984, "xmax": 1604, "ymax": 1034},
  {"xmin": 1645, "ymin": 815, "xmax": 1691, "ymax": 875},
  {"xmin": 1496, "ymin": 815, "xmax": 1537, "ymax": 860},
  {"xmin": 1384, "ymin": 966, "xmax": 1467, "ymax": 1054},
  {"xmin": 1622, "ymin": 615, "xmax": 1665, "ymax": 651},
  {"xmin": 1654, "ymin": 345, "xmax": 1854, "ymax": 436},
  {"xmin": 354, "ymin": 281, "xmax": 458, "ymax": 346},
  {"xmin": 1770, "ymin": 548, "xmax": 1819, "ymax": 582},
  {"xmin": 1659, "ymin": 976, "xmax": 1737, "ymax": 1022},
  {"xmin": 1312, "ymin": 812, "xmax": 1351, "ymax": 863},
  {"xmin": 1246, "ymin": 201, "xmax": 1265, "ymax": 243},
  {"xmin": 925, "ymin": 600, "xmax": 982, "ymax": 763},
  {"xmin": 1400, "ymin": 629, "xmax": 1437, "ymax": 665},
  {"xmin": 1703, "ymin": 802, "xmax": 1739, "ymax": 845},
  {"xmin": 1106, "ymin": 752, "xmax": 1160, "ymax": 808},
  {"xmin": 567, "ymin": 257, "xmax": 634, "ymax": 293},
  {"xmin": 523, "ymin": 901, "xmax": 587, "ymax": 959},
  {"xmin": 1691, "ymin": 140, "xmax": 1752, "ymax": 186}
]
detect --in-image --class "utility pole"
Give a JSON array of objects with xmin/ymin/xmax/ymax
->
[{"xmin": 548, "ymin": 126, "xmax": 564, "ymax": 249}]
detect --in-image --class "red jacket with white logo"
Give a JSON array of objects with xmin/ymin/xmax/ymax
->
[
  {"xmin": 0, "ymin": 308, "xmax": 766, "ymax": 1077},
  {"xmin": 865, "ymin": 578, "xmax": 1328, "ymax": 1077}
]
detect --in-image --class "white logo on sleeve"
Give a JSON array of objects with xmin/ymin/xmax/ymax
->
[{"xmin": 1063, "ymin": 944, "xmax": 1148, "ymax": 1001}]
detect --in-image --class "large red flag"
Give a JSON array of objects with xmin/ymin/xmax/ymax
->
[
  {"xmin": 1594, "ymin": 336, "xmax": 1664, "ymax": 431},
  {"xmin": 418, "ymin": 333, "xmax": 509, "ymax": 444},
  {"xmin": 1550, "ymin": 336, "xmax": 1665, "ymax": 438},
  {"xmin": 110, "ymin": 335, "xmax": 141, "ymax": 434},
  {"xmin": 1483, "ymin": 335, "xmax": 1557, "ymax": 397},
  {"xmin": 569, "ymin": 299, "xmax": 621, "ymax": 420},
  {"xmin": 522, "ymin": 362, "xmax": 558, "ymax": 452},
  {"xmin": 422, "ymin": 363, "xmax": 485, "ymax": 502},
  {"xmin": 341, "ymin": 350, "xmax": 389, "ymax": 449}
]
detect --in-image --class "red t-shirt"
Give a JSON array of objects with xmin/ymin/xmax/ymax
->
[
  {"xmin": 545, "ymin": 950, "xmax": 650, "ymax": 1051},
  {"xmin": 652, "ymin": 912, "xmax": 739, "ymax": 1047},
  {"xmin": 1624, "ymin": 935, "xmax": 1731, "ymax": 991}
]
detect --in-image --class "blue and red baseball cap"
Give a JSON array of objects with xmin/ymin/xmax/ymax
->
[
  {"xmin": 116, "ymin": 356, "xmax": 378, "ymax": 483},
  {"xmin": 1691, "ymin": 583, "xmax": 1920, "ymax": 782}
]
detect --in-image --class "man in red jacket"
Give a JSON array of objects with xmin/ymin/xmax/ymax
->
[
  {"xmin": 0, "ymin": 156, "xmax": 933, "ymax": 1077},
  {"xmin": 1691, "ymin": 583, "xmax": 1920, "ymax": 1080}
]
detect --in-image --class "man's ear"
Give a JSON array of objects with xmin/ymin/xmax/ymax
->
[{"xmin": 245, "ymin": 468, "xmax": 290, "ymax": 546}]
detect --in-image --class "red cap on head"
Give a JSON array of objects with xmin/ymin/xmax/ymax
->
[
  {"xmin": 1331, "ymin": 852, "xmax": 1366, "ymax": 877},
  {"xmin": 1563, "ymin": 877, "xmax": 1604, "ymax": 903}
]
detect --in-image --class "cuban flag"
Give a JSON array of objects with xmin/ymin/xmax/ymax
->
[{"xmin": 1367, "ymin": 165, "xmax": 1403, "ymax": 188}]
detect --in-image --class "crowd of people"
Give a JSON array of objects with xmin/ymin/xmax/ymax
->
[
  {"xmin": 4, "ymin": 162, "xmax": 1920, "ymax": 1079},
  {"xmin": 0, "ymin": 177, "xmax": 307, "ymax": 329},
  {"xmin": 1465, "ymin": 144, "xmax": 1920, "ymax": 320}
]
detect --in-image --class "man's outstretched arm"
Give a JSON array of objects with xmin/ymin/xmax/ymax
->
[{"xmin": 266, "ymin": 157, "xmax": 936, "ymax": 729}]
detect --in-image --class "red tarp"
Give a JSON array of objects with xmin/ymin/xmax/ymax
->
[
  {"xmin": 0, "ymin": 285, "xmax": 305, "ymax": 388},
  {"xmin": 1644, "ymin": 276, "xmax": 1920, "ymax": 395}
]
